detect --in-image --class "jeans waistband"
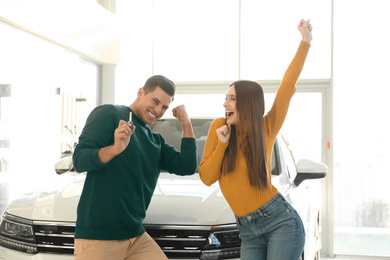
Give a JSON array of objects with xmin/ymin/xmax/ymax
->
[{"xmin": 235, "ymin": 192, "xmax": 286, "ymax": 222}]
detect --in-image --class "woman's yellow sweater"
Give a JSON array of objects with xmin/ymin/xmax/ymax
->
[{"xmin": 199, "ymin": 41, "xmax": 310, "ymax": 217}]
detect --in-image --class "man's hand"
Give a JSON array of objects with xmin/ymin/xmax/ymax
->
[
  {"xmin": 114, "ymin": 120, "xmax": 136, "ymax": 152},
  {"xmin": 172, "ymin": 105, "xmax": 190, "ymax": 123},
  {"xmin": 172, "ymin": 105, "xmax": 194, "ymax": 138},
  {"xmin": 98, "ymin": 120, "xmax": 136, "ymax": 164}
]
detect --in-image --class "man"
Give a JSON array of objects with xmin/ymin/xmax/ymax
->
[{"xmin": 72, "ymin": 75, "xmax": 197, "ymax": 260}]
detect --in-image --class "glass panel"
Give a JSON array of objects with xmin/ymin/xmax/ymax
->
[
  {"xmin": 115, "ymin": 0, "xmax": 154, "ymax": 105},
  {"xmin": 164, "ymin": 92, "xmax": 321, "ymax": 163},
  {"xmin": 0, "ymin": 22, "xmax": 100, "ymax": 206},
  {"xmin": 264, "ymin": 92, "xmax": 322, "ymax": 162},
  {"xmin": 153, "ymin": 0, "xmax": 239, "ymax": 81},
  {"xmin": 241, "ymin": 0, "xmax": 331, "ymax": 80},
  {"xmin": 161, "ymin": 92, "xmax": 321, "ymax": 183},
  {"xmin": 333, "ymin": 0, "xmax": 390, "ymax": 256},
  {"xmin": 165, "ymin": 93, "xmax": 225, "ymax": 119}
]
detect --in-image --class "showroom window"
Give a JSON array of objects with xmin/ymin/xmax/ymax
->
[
  {"xmin": 0, "ymin": 21, "xmax": 101, "ymax": 212},
  {"xmin": 153, "ymin": 0, "xmax": 240, "ymax": 81},
  {"xmin": 166, "ymin": 89, "xmax": 322, "ymax": 163},
  {"xmin": 240, "ymin": 0, "xmax": 331, "ymax": 80},
  {"xmin": 333, "ymin": 0, "xmax": 390, "ymax": 256}
]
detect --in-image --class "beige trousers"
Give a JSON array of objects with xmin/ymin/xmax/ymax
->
[{"xmin": 74, "ymin": 232, "xmax": 168, "ymax": 260}]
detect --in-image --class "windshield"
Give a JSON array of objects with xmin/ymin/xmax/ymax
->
[
  {"xmin": 149, "ymin": 118, "xmax": 214, "ymax": 172},
  {"xmin": 150, "ymin": 118, "xmax": 280, "ymax": 175}
]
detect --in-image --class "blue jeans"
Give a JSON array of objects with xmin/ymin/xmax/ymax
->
[{"xmin": 235, "ymin": 193, "xmax": 305, "ymax": 260}]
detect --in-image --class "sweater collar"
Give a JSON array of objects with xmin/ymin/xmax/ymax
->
[{"xmin": 128, "ymin": 107, "xmax": 147, "ymax": 128}]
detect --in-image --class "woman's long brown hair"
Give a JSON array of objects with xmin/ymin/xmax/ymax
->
[{"xmin": 221, "ymin": 80, "xmax": 270, "ymax": 189}]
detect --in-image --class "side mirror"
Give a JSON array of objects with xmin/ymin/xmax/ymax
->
[
  {"xmin": 294, "ymin": 159, "xmax": 327, "ymax": 187},
  {"xmin": 54, "ymin": 156, "xmax": 73, "ymax": 175}
]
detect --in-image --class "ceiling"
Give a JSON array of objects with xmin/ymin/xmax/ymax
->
[{"xmin": 0, "ymin": 0, "xmax": 121, "ymax": 64}]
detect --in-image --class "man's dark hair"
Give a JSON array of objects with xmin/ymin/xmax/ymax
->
[{"xmin": 143, "ymin": 75, "xmax": 176, "ymax": 99}]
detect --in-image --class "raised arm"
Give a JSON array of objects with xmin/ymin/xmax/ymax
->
[
  {"xmin": 298, "ymin": 19, "xmax": 313, "ymax": 44},
  {"xmin": 158, "ymin": 105, "xmax": 197, "ymax": 175},
  {"xmin": 264, "ymin": 19, "xmax": 312, "ymax": 137},
  {"xmin": 172, "ymin": 104, "xmax": 195, "ymax": 138}
]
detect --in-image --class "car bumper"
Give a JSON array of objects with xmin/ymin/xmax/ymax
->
[
  {"xmin": 0, "ymin": 247, "xmax": 73, "ymax": 260},
  {"xmin": 0, "ymin": 247, "xmax": 240, "ymax": 260},
  {"xmin": 169, "ymin": 258, "xmax": 240, "ymax": 260}
]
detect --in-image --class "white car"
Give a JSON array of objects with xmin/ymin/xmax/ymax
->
[{"xmin": 0, "ymin": 118, "xmax": 327, "ymax": 260}]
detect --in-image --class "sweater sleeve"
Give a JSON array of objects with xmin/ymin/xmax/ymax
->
[
  {"xmin": 160, "ymin": 137, "xmax": 198, "ymax": 176},
  {"xmin": 199, "ymin": 118, "xmax": 229, "ymax": 186},
  {"xmin": 264, "ymin": 41, "xmax": 310, "ymax": 138},
  {"xmin": 73, "ymin": 105, "xmax": 117, "ymax": 173}
]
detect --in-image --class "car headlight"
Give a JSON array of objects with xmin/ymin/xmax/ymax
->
[
  {"xmin": 200, "ymin": 224, "xmax": 241, "ymax": 259},
  {"xmin": 0, "ymin": 213, "xmax": 38, "ymax": 254}
]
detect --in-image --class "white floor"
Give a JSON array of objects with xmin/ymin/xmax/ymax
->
[
  {"xmin": 322, "ymin": 258, "xmax": 366, "ymax": 260},
  {"xmin": 322, "ymin": 258, "xmax": 356, "ymax": 260},
  {"xmin": 321, "ymin": 257, "xmax": 390, "ymax": 260}
]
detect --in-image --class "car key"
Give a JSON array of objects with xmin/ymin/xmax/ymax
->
[{"xmin": 129, "ymin": 111, "xmax": 134, "ymax": 133}]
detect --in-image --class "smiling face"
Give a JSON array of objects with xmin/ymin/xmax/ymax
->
[
  {"xmin": 133, "ymin": 86, "xmax": 173, "ymax": 125},
  {"xmin": 224, "ymin": 85, "xmax": 239, "ymax": 125}
]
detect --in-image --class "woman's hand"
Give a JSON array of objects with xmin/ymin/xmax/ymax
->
[
  {"xmin": 216, "ymin": 125, "xmax": 231, "ymax": 143},
  {"xmin": 298, "ymin": 19, "xmax": 313, "ymax": 44}
]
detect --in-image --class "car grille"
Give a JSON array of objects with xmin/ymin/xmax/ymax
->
[
  {"xmin": 32, "ymin": 222, "xmax": 212, "ymax": 258},
  {"xmin": 33, "ymin": 221, "xmax": 75, "ymax": 254},
  {"xmin": 146, "ymin": 225, "xmax": 211, "ymax": 258}
]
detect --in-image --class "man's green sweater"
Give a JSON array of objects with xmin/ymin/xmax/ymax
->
[{"xmin": 73, "ymin": 104, "xmax": 197, "ymax": 240}]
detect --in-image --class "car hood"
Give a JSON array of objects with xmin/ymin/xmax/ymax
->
[
  {"xmin": 144, "ymin": 172, "xmax": 235, "ymax": 225},
  {"xmin": 5, "ymin": 172, "xmax": 235, "ymax": 226},
  {"xmin": 6, "ymin": 172, "xmax": 85, "ymax": 222}
]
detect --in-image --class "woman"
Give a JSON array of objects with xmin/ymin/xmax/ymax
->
[{"xmin": 199, "ymin": 19, "xmax": 313, "ymax": 260}]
